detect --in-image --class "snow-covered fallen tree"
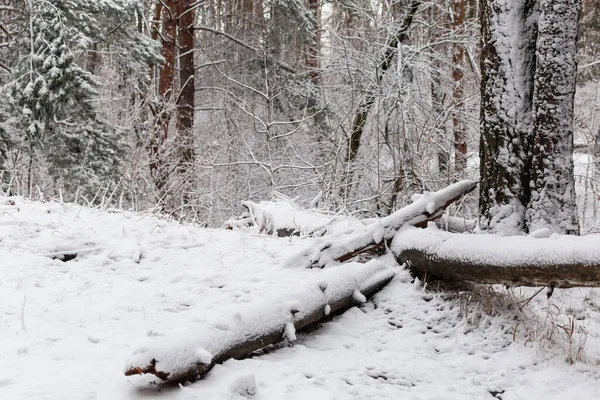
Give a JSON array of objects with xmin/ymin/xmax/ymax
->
[
  {"xmin": 282, "ymin": 180, "xmax": 478, "ymax": 268},
  {"xmin": 124, "ymin": 260, "xmax": 394, "ymax": 385},
  {"xmin": 393, "ymin": 226, "xmax": 600, "ymax": 288},
  {"xmin": 225, "ymin": 200, "xmax": 371, "ymax": 237}
]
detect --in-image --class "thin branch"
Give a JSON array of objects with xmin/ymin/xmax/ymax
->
[
  {"xmin": 192, "ymin": 26, "xmax": 296, "ymax": 74},
  {"xmin": 194, "ymin": 59, "xmax": 225, "ymax": 71},
  {"xmin": 192, "ymin": 25, "xmax": 259, "ymax": 52},
  {"xmin": 106, "ymin": 20, "xmax": 126, "ymax": 36},
  {"xmin": 0, "ymin": 61, "xmax": 10, "ymax": 73},
  {"xmin": 179, "ymin": 0, "xmax": 205, "ymax": 20},
  {"xmin": 580, "ymin": 60, "xmax": 600, "ymax": 70}
]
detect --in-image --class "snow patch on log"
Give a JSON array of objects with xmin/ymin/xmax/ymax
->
[
  {"xmin": 283, "ymin": 323, "xmax": 296, "ymax": 342},
  {"xmin": 352, "ymin": 289, "xmax": 367, "ymax": 304},
  {"xmin": 124, "ymin": 260, "xmax": 394, "ymax": 384},
  {"xmin": 435, "ymin": 214, "xmax": 477, "ymax": 233}
]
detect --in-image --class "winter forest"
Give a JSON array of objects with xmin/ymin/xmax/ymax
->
[
  {"xmin": 0, "ymin": 0, "xmax": 596, "ymax": 229},
  {"xmin": 3, "ymin": 0, "xmax": 600, "ymax": 399}
]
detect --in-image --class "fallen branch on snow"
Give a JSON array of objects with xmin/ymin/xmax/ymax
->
[
  {"xmin": 394, "ymin": 227, "xmax": 600, "ymax": 288},
  {"xmin": 282, "ymin": 180, "xmax": 478, "ymax": 268},
  {"xmin": 124, "ymin": 260, "xmax": 394, "ymax": 385},
  {"xmin": 225, "ymin": 200, "xmax": 370, "ymax": 237}
]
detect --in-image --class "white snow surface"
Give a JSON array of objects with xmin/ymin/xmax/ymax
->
[{"xmin": 2, "ymin": 196, "xmax": 600, "ymax": 399}]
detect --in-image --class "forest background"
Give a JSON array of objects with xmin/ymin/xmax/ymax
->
[{"xmin": 1, "ymin": 0, "xmax": 599, "ymax": 232}]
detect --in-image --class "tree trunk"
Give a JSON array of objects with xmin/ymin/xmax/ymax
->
[
  {"xmin": 428, "ymin": 4, "xmax": 449, "ymax": 178},
  {"xmin": 526, "ymin": 0, "xmax": 581, "ymax": 235},
  {"xmin": 306, "ymin": 0, "xmax": 321, "ymax": 84},
  {"xmin": 394, "ymin": 227, "xmax": 600, "ymax": 288},
  {"xmin": 124, "ymin": 261, "xmax": 395, "ymax": 385},
  {"xmin": 150, "ymin": 1, "xmax": 177, "ymax": 194},
  {"xmin": 176, "ymin": 0, "xmax": 197, "ymax": 205},
  {"xmin": 478, "ymin": 0, "xmax": 537, "ymax": 235},
  {"xmin": 452, "ymin": 0, "xmax": 467, "ymax": 176},
  {"xmin": 431, "ymin": 63, "xmax": 449, "ymax": 177}
]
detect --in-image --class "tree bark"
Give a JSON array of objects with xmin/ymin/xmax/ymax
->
[
  {"xmin": 431, "ymin": 63, "xmax": 449, "ymax": 177},
  {"xmin": 452, "ymin": 0, "xmax": 467, "ymax": 176},
  {"xmin": 150, "ymin": 1, "xmax": 177, "ymax": 193},
  {"xmin": 306, "ymin": 0, "xmax": 321, "ymax": 84},
  {"xmin": 176, "ymin": 0, "xmax": 197, "ymax": 204},
  {"xmin": 124, "ymin": 261, "xmax": 394, "ymax": 385},
  {"xmin": 478, "ymin": 0, "xmax": 538, "ymax": 235},
  {"xmin": 394, "ymin": 228, "xmax": 600, "ymax": 288},
  {"xmin": 428, "ymin": 3, "xmax": 449, "ymax": 177},
  {"xmin": 526, "ymin": 0, "xmax": 581, "ymax": 235}
]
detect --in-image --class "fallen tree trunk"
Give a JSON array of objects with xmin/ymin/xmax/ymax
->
[
  {"xmin": 282, "ymin": 180, "xmax": 478, "ymax": 269},
  {"xmin": 124, "ymin": 261, "xmax": 394, "ymax": 385},
  {"xmin": 225, "ymin": 200, "xmax": 371, "ymax": 237},
  {"xmin": 393, "ymin": 227, "xmax": 600, "ymax": 288}
]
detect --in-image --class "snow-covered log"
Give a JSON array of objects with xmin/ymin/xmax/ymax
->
[
  {"xmin": 225, "ymin": 200, "xmax": 370, "ymax": 237},
  {"xmin": 124, "ymin": 260, "xmax": 394, "ymax": 385},
  {"xmin": 282, "ymin": 180, "xmax": 478, "ymax": 268},
  {"xmin": 393, "ymin": 227, "xmax": 600, "ymax": 288}
]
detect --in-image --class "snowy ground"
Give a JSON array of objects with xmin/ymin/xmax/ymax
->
[{"xmin": 2, "ymin": 197, "xmax": 600, "ymax": 400}]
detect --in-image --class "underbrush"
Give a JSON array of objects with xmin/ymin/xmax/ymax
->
[{"xmin": 422, "ymin": 280, "xmax": 592, "ymax": 365}]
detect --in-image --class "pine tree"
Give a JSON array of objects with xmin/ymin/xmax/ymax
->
[{"xmin": 2, "ymin": 0, "xmax": 160, "ymax": 199}]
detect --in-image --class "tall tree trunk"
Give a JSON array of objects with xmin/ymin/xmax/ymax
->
[
  {"xmin": 428, "ymin": 4, "xmax": 449, "ymax": 178},
  {"xmin": 177, "ymin": 0, "xmax": 197, "ymax": 205},
  {"xmin": 478, "ymin": 0, "xmax": 538, "ymax": 235},
  {"xmin": 305, "ymin": 0, "xmax": 326, "ymax": 129},
  {"xmin": 306, "ymin": 0, "xmax": 320, "ymax": 84},
  {"xmin": 431, "ymin": 63, "xmax": 449, "ymax": 177},
  {"xmin": 526, "ymin": 0, "xmax": 581, "ymax": 235},
  {"xmin": 451, "ymin": 0, "xmax": 467, "ymax": 176},
  {"xmin": 150, "ymin": 1, "xmax": 176, "ymax": 194}
]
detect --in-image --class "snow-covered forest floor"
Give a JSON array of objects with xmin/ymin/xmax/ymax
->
[{"xmin": 2, "ymin": 196, "xmax": 600, "ymax": 400}]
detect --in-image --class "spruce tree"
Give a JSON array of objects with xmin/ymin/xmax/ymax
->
[{"xmin": 2, "ymin": 0, "xmax": 160, "ymax": 200}]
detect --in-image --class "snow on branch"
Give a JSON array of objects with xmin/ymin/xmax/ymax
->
[
  {"xmin": 394, "ymin": 226, "xmax": 600, "ymax": 288},
  {"xmin": 282, "ymin": 180, "xmax": 478, "ymax": 268},
  {"xmin": 124, "ymin": 260, "xmax": 394, "ymax": 385}
]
